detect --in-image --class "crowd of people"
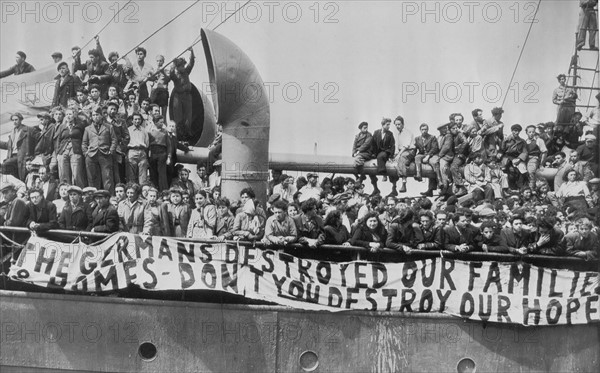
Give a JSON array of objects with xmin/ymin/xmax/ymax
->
[{"xmin": 0, "ymin": 41, "xmax": 599, "ymax": 263}]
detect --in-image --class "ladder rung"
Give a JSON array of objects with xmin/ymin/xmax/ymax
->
[
  {"xmin": 575, "ymin": 67, "xmax": 600, "ymax": 72},
  {"xmin": 576, "ymin": 105, "xmax": 596, "ymax": 108},
  {"xmin": 579, "ymin": 48, "xmax": 599, "ymax": 51},
  {"xmin": 567, "ymin": 86, "xmax": 600, "ymax": 90}
]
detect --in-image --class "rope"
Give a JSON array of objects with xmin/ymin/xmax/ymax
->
[
  {"xmin": 500, "ymin": 0, "xmax": 542, "ymax": 108},
  {"xmin": 74, "ymin": 0, "xmax": 134, "ymax": 58},
  {"xmin": 147, "ymin": 0, "xmax": 253, "ymax": 79},
  {"xmin": 0, "ymin": 231, "xmax": 25, "ymax": 249},
  {"xmin": 212, "ymin": 0, "xmax": 253, "ymax": 31},
  {"xmin": 116, "ymin": 0, "xmax": 201, "ymax": 64}
]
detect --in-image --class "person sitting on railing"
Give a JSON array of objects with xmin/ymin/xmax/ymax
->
[
  {"xmin": 262, "ymin": 200, "xmax": 297, "ymax": 246},
  {"xmin": 527, "ymin": 216, "xmax": 566, "ymax": 256},
  {"xmin": 292, "ymin": 198, "xmax": 325, "ymax": 248},
  {"xmin": 26, "ymin": 188, "xmax": 58, "ymax": 233},
  {"xmin": 565, "ymin": 218, "xmax": 599, "ymax": 260},
  {"xmin": 166, "ymin": 188, "xmax": 190, "ymax": 238},
  {"xmin": 212, "ymin": 197, "xmax": 234, "ymax": 240},
  {"xmin": 350, "ymin": 211, "xmax": 387, "ymax": 253},
  {"xmin": 58, "ymin": 186, "xmax": 93, "ymax": 231},
  {"xmin": 443, "ymin": 210, "xmax": 479, "ymax": 253},
  {"xmin": 385, "ymin": 207, "xmax": 417, "ymax": 254},
  {"xmin": 187, "ymin": 190, "xmax": 217, "ymax": 239},
  {"xmin": 117, "ymin": 184, "xmax": 147, "ymax": 234},
  {"xmin": 142, "ymin": 187, "xmax": 171, "ymax": 236},
  {"xmin": 90, "ymin": 190, "xmax": 119, "ymax": 233},
  {"xmin": 413, "ymin": 210, "xmax": 443, "ymax": 251},
  {"xmin": 352, "ymin": 121, "xmax": 373, "ymax": 182},
  {"xmin": 369, "ymin": 118, "xmax": 395, "ymax": 195}
]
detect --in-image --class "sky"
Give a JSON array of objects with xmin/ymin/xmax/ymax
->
[{"xmin": 1, "ymin": 0, "xmax": 598, "ymax": 158}]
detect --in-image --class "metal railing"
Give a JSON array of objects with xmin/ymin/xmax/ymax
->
[{"xmin": 0, "ymin": 226, "xmax": 596, "ymax": 268}]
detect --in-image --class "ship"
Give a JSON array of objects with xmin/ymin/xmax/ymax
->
[{"xmin": 1, "ymin": 1, "xmax": 599, "ymax": 372}]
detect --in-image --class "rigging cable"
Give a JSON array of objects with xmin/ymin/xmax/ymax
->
[
  {"xmin": 115, "ymin": 0, "xmax": 201, "ymax": 64},
  {"xmin": 500, "ymin": 0, "xmax": 542, "ymax": 108},
  {"xmin": 75, "ymin": 0, "xmax": 134, "ymax": 58},
  {"xmin": 153, "ymin": 0, "xmax": 254, "ymax": 76}
]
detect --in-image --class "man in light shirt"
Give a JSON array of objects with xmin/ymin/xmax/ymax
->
[{"xmin": 392, "ymin": 115, "xmax": 415, "ymax": 194}]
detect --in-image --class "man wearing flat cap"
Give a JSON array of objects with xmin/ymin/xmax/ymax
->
[
  {"xmin": 0, "ymin": 183, "xmax": 29, "ymax": 244},
  {"xmin": 91, "ymin": 190, "xmax": 119, "ymax": 233},
  {"xmin": 32, "ymin": 112, "xmax": 56, "ymax": 170},
  {"xmin": 1, "ymin": 113, "xmax": 34, "ymax": 181},
  {"xmin": 576, "ymin": 134, "xmax": 599, "ymax": 176},
  {"xmin": 51, "ymin": 52, "xmax": 63, "ymax": 63},
  {"xmin": 299, "ymin": 173, "xmax": 322, "ymax": 202},
  {"xmin": 0, "ymin": 51, "xmax": 35, "ymax": 78},
  {"xmin": 59, "ymin": 186, "xmax": 93, "ymax": 231},
  {"xmin": 52, "ymin": 61, "xmax": 82, "ymax": 108}
]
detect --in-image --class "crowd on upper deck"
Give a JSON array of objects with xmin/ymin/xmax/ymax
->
[{"xmin": 0, "ymin": 34, "xmax": 599, "ymax": 263}]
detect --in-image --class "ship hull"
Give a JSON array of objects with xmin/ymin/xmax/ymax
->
[{"xmin": 1, "ymin": 290, "xmax": 598, "ymax": 372}]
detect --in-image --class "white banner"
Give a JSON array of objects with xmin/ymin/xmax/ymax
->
[{"xmin": 8, "ymin": 233, "xmax": 600, "ymax": 326}]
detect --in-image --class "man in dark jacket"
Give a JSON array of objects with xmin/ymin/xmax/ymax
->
[
  {"xmin": 443, "ymin": 211, "xmax": 479, "ymax": 252},
  {"xmin": 52, "ymin": 62, "xmax": 83, "ymax": 108},
  {"xmin": 91, "ymin": 190, "xmax": 119, "ymax": 233},
  {"xmin": 370, "ymin": 118, "xmax": 395, "ymax": 195},
  {"xmin": 73, "ymin": 48, "xmax": 110, "ymax": 97},
  {"xmin": 1, "ymin": 113, "xmax": 34, "ymax": 181},
  {"xmin": 58, "ymin": 186, "xmax": 93, "ymax": 231},
  {"xmin": 0, "ymin": 183, "xmax": 29, "ymax": 244},
  {"xmin": 32, "ymin": 112, "xmax": 56, "ymax": 171},
  {"xmin": 82, "ymin": 108, "xmax": 117, "ymax": 192},
  {"xmin": 26, "ymin": 189, "xmax": 58, "ymax": 233},
  {"xmin": 0, "ymin": 51, "xmax": 35, "ymax": 78},
  {"xmin": 414, "ymin": 123, "xmax": 440, "ymax": 196}
]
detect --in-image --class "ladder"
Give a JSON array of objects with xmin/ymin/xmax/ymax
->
[{"xmin": 567, "ymin": 5, "xmax": 599, "ymax": 112}]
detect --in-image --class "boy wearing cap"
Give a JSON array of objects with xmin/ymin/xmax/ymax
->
[
  {"xmin": 52, "ymin": 62, "xmax": 82, "ymax": 108},
  {"xmin": 82, "ymin": 108, "xmax": 117, "ymax": 193},
  {"xmin": 0, "ymin": 51, "xmax": 35, "ymax": 78},
  {"xmin": 1, "ymin": 113, "xmax": 34, "ymax": 181},
  {"xmin": 352, "ymin": 122, "xmax": 373, "ymax": 181}
]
